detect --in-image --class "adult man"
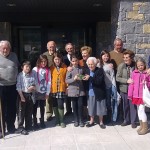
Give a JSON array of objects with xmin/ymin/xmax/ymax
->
[
  {"xmin": 0, "ymin": 40, "xmax": 19, "ymax": 138},
  {"xmin": 43, "ymin": 41, "xmax": 56, "ymax": 121},
  {"xmin": 110, "ymin": 38, "xmax": 125, "ymax": 74},
  {"xmin": 63, "ymin": 43, "xmax": 74, "ymax": 115}
]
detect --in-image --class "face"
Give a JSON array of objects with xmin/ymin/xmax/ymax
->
[
  {"xmin": 137, "ymin": 61, "xmax": 145, "ymax": 72},
  {"xmin": 71, "ymin": 58, "xmax": 78, "ymax": 67},
  {"xmin": 0, "ymin": 44, "xmax": 10, "ymax": 57},
  {"xmin": 123, "ymin": 54, "xmax": 132, "ymax": 65},
  {"xmin": 54, "ymin": 57, "xmax": 61, "ymax": 66},
  {"xmin": 87, "ymin": 60, "xmax": 96, "ymax": 71},
  {"xmin": 65, "ymin": 44, "xmax": 73, "ymax": 55},
  {"xmin": 114, "ymin": 41, "xmax": 123, "ymax": 52},
  {"xmin": 82, "ymin": 50, "xmax": 90, "ymax": 61},
  {"xmin": 40, "ymin": 59, "xmax": 47, "ymax": 68},
  {"xmin": 102, "ymin": 53, "xmax": 109, "ymax": 63},
  {"xmin": 47, "ymin": 41, "xmax": 56, "ymax": 55},
  {"xmin": 22, "ymin": 64, "xmax": 31, "ymax": 74}
]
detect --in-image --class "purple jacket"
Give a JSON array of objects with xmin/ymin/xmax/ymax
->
[{"xmin": 128, "ymin": 70, "xmax": 150, "ymax": 99}]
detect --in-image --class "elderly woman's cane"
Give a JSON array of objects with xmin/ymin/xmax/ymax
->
[{"xmin": 0, "ymin": 98, "xmax": 5, "ymax": 140}]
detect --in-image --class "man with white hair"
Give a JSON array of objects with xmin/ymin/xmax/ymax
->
[{"xmin": 0, "ymin": 40, "xmax": 19, "ymax": 138}]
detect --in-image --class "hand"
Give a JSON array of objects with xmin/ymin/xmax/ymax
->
[
  {"xmin": 28, "ymin": 86, "xmax": 36, "ymax": 92},
  {"xmin": 65, "ymin": 88, "xmax": 68, "ymax": 95},
  {"xmin": 74, "ymin": 74, "xmax": 78, "ymax": 80},
  {"xmin": 82, "ymin": 74, "xmax": 90, "ymax": 80},
  {"xmin": 109, "ymin": 63, "xmax": 114, "ymax": 69},
  {"xmin": 20, "ymin": 96, "xmax": 25, "ymax": 102},
  {"xmin": 127, "ymin": 78, "xmax": 133, "ymax": 84},
  {"xmin": 67, "ymin": 66, "xmax": 73, "ymax": 72},
  {"xmin": 45, "ymin": 94, "xmax": 49, "ymax": 100},
  {"xmin": 146, "ymin": 68, "xmax": 150, "ymax": 75}
]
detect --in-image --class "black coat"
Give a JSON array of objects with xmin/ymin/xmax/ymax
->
[
  {"xmin": 63, "ymin": 55, "xmax": 70, "ymax": 67},
  {"xmin": 83, "ymin": 67, "xmax": 106, "ymax": 101}
]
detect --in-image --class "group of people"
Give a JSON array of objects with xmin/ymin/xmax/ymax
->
[{"xmin": 0, "ymin": 38, "xmax": 150, "ymax": 139}]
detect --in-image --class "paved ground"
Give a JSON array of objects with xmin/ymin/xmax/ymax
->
[{"xmin": 1, "ymin": 110, "xmax": 150, "ymax": 150}]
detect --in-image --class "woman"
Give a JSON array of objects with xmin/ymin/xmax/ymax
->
[
  {"xmin": 83, "ymin": 57, "xmax": 107, "ymax": 129},
  {"xmin": 116, "ymin": 50, "xmax": 137, "ymax": 128}
]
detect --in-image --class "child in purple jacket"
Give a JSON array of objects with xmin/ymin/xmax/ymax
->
[{"xmin": 128, "ymin": 57, "xmax": 150, "ymax": 135}]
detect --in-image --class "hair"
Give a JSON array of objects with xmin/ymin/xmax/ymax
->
[
  {"xmin": 86, "ymin": 57, "xmax": 97, "ymax": 66},
  {"xmin": 53, "ymin": 52, "xmax": 63, "ymax": 64},
  {"xmin": 135, "ymin": 57, "xmax": 147, "ymax": 70},
  {"xmin": 21, "ymin": 60, "xmax": 31, "ymax": 73},
  {"xmin": 65, "ymin": 43, "xmax": 73, "ymax": 49},
  {"xmin": 0, "ymin": 40, "xmax": 11, "ymax": 49},
  {"xmin": 80, "ymin": 46, "xmax": 92, "ymax": 56},
  {"xmin": 70, "ymin": 54, "xmax": 79, "ymax": 61},
  {"xmin": 123, "ymin": 49, "xmax": 135, "ymax": 60},
  {"xmin": 47, "ymin": 41, "xmax": 56, "ymax": 48},
  {"xmin": 36, "ymin": 55, "xmax": 48, "ymax": 68},
  {"xmin": 100, "ymin": 50, "xmax": 110, "ymax": 66},
  {"xmin": 114, "ymin": 38, "xmax": 123, "ymax": 46}
]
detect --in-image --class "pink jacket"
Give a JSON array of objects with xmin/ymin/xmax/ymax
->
[{"xmin": 128, "ymin": 70, "xmax": 150, "ymax": 99}]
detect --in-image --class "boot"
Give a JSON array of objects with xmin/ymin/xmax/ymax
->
[
  {"xmin": 40, "ymin": 118, "xmax": 46, "ymax": 129},
  {"xmin": 33, "ymin": 118, "xmax": 39, "ymax": 130},
  {"xmin": 138, "ymin": 122, "xmax": 148, "ymax": 135},
  {"xmin": 137, "ymin": 120, "xmax": 143, "ymax": 134},
  {"xmin": 58, "ymin": 108, "xmax": 66, "ymax": 128},
  {"xmin": 53, "ymin": 107, "xmax": 60, "ymax": 126}
]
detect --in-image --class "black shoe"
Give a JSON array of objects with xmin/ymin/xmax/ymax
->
[
  {"xmin": 86, "ymin": 122, "xmax": 94, "ymax": 127},
  {"xmin": 15, "ymin": 128, "xmax": 23, "ymax": 134},
  {"xmin": 131, "ymin": 123, "xmax": 137, "ymax": 128},
  {"xmin": 79, "ymin": 122, "xmax": 84, "ymax": 127},
  {"xmin": 8, "ymin": 128, "xmax": 16, "ymax": 134},
  {"xmin": 40, "ymin": 123, "xmax": 46, "ymax": 129},
  {"xmin": 121, "ymin": 122, "xmax": 130, "ymax": 126},
  {"xmin": 21, "ymin": 129, "xmax": 29, "ymax": 135},
  {"xmin": 74, "ymin": 122, "xmax": 79, "ymax": 127},
  {"xmin": 0, "ymin": 132, "xmax": 4, "ymax": 139},
  {"xmin": 46, "ymin": 116, "xmax": 53, "ymax": 121},
  {"xmin": 33, "ymin": 124, "xmax": 39, "ymax": 130},
  {"xmin": 99, "ymin": 124, "xmax": 106, "ymax": 129}
]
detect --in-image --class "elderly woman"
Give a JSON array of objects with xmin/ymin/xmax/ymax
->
[
  {"xmin": 83, "ymin": 57, "xmax": 107, "ymax": 129},
  {"xmin": 116, "ymin": 50, "xmax": 137, "ymax": 128}
]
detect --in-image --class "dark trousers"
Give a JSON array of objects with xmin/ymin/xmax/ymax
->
[
  {"xmin": 66, "ymin": 97, "xmax": 72, "ymax": 113},
  {"xmin": 120, "ymin": 92, "xmax": 137, "ymax": 124},
  {"xmin": 18, "ymin": 93, "xmax": 33, "ymax": 130},
  {"xmin": 53, "ymin": 98, "xmax": 64, "ymax": 109},
  {"xmin": 33, "ymin": 100, "xmax": 45, "ymax": 120},
  {"xmin": 0, "ymin": 85, "xmax": 17, "ymax": 132},
  {"xmin": 72, "ymin": 97, "xmax": 83, "ymax": 123}
]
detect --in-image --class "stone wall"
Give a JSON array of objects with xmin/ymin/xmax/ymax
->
[
  {"xmin": 113, "ymin": 0, "xmax": 150, "ymax": 61},
  {"xmin": 0, "ymin": 22, "xmax": 11, "ymax": 41}
]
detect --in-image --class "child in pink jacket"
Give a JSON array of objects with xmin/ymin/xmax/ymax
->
[{"xmin": 128, "ymin": 57, "xmax": 150, "ymax": 135}]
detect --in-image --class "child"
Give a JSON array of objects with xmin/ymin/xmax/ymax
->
[
  {"xmin": 128, "ymin": 57, "xmax": 150, "ymax": 135},
  {"xmin": 16, "ymin": 60, "xmax": 36, "ymax": 135},
  {"xmin": 66, "ymin": 55, "xmax": 85, "ymax": 127},
  {"xmin": 99, "ymin": 50, "xmax": 118, "ymax": 124},
  {"xmin": 32, "ymin": 55, "xmax": 51, "ymax": 129},
  {"xmin": 50, "ymin": 52, "xmax": 67, "ymax": 128}
]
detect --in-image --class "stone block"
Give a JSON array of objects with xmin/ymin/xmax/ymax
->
[
  {"xmin": 136, "ymin": 49, "xmax": 146, "ymax": 54},
  {"xmin": 133, "ymin": 2, "xmax": 146, "ymax": 7},
  {"xmin": 135, "ymin": 23, "xmax": 143, "ymax": 34},
  {"xmin": 126, "ymin": 34, "xmax": 136, "ymax": 44},
  {"xmin": 120, "ymin": 21, "xmax": 136, "ymax": 34},
  {"xmin": 136, "ymin": 43, "xmax": 150, "ymax": 49},
  {"xmin": 133, "ymin": 5, "xmax": 139, "ymax": 11},
  {"xmin": 143, "ymin": 24, "xmax": 150, "ymax": 33},
  {"xmin": 123, "ymin": 43, "xmax": 136, "ymax": 51},
  {"xmin": 127, "ymin": 11, "xmax": 144, "ymax": 20},
  {"xmin": 143, "ymin": 37, "xmax": 149, "ymax": 43},
  {"xmin": 144, "ymin": 15, "xmax": 150, "ymax": 24},
  {"xmin": 120, "ymin": 1, "xmax": 133, "ymax": 12},
  {"xmin": 139, "ymin": 5, "xmax": 150, "ymax": 14}
]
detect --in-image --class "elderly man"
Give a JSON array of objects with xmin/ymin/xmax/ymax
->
[
  {"xmin": 0, "ymin": 40, "xmax": 19, "ymax": 138},
  {"xmin": 43, "ymin": 41, "xmax": 56, "ymax": 121},
  {"xmin": 63, "ymin": 43, "xmax": 74, "ymax": 116}
]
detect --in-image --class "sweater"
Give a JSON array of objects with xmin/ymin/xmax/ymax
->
[{"xmin": 0, "ymin": 52, "xmax": 19, "ymax": 86}]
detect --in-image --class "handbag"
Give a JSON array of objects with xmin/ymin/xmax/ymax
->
[{"xmin": 143, "ymin": 82, "xmax": 150, "ymax": 108}]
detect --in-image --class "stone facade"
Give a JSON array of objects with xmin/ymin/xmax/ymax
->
[{"xmin": 112, "ymin": 0, "xmax": 150, "ymax": 62}]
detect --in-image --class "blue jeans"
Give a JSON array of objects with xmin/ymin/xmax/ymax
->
[{"xmin": 106, "ymin": 85, "xmax": 118, "ymax": 122}]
